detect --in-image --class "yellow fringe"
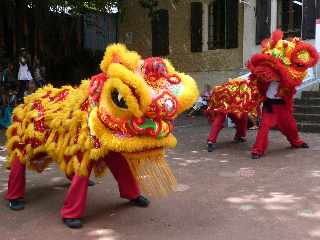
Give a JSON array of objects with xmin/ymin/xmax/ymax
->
[{"xmin": 126, "ymin": 154, "xmax": 177, "ymax": 197}]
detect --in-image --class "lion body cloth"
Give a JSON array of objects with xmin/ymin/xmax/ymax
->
[{"xmin": 6, "ymin": 44, "xmax": 199, "ymax": 196}]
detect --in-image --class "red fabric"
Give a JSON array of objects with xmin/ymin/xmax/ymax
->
[
  {"xmin": 252, "ymin": 103, "xmax": 304, "ymax": 155},
  {"xmin": 207, "ymin": 112, "xmax": 248, "ymax": 143},
  {"xmin": 105, "ymin": 152, "xmax": 140, "ymax": 199},
  {"xmin": 5, "ymin": 157, "xmax": 26, "ymax": 200},
  {"xmin": 61, "ymin": 152, "xmax": 140, "ymax": 219},
  {"xmin": 60, "ymin": 171, "xmax": 91, "ymax": 219}
]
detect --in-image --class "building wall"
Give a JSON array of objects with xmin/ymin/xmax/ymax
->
[{"xmin": 118, "ymin": 0, "xmax": 244, "ymax": 73}]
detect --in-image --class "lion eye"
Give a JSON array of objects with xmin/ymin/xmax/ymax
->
[{"xmin": 111, "ymin": 89, "xmax": 128, "ymax": 109}]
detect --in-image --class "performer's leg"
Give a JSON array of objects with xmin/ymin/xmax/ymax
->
[
  {"xmin": 5, "ymin": 157, "xmax": 26, "ymax": 210},
  {"xmin": 60, "ymin": 167, "xmax": 92, "ymax": 228},
  {"xmin": 251, "ymin": 109, "xmax": 276, "ymax": 157},
  {"xmin": 105, "ymin": 152, "xmax": 149, "ymax": 207},
  {"xmin": 229, "ymin": 113, "xmax": 248, "ymax": 141},
  {"xmin": 17, "ymin": 80, "xmax": 27, "ymax": 102},
  {"xmin": 105, "ymin": 152, "xmax": 140, "ymax": 200},
  {"xmin": 277, "ymin": 104, "xmax": 306, "ymax": 148},
  {"xmin": 207, "ymin": 112, "xmax": 226, "ymax": 152},
  {"xmin": 207, "ymin": 112, "xmax": 226, "ymax": 143},
  {"xmin": 66, "ymin": 173, "xmax": 95, "ymax": 187}
]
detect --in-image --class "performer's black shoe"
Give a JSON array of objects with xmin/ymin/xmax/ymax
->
[
  {"xmin": 251, "ymin": 153, "xmax": 261, "ymax": 160},
  {"xmin": 234, "ymin": 137, "xmax": 246, "ymax": 143},
  {"xmin": 130, "ymin": 195, "xmax": 150, "ymax": 207},
  {"xmin": 63, "ymin": 218, "xmax": 82, "ymax": 229},
  {"xmin": 207, "ymin": 142, "xmax": 215, "ymax": 152},
  {"xmin": 8, "ymin": 199, "xmax": 25, "ymax": 211},
  {"xmin": 88, "ymin": 179, "xmax": 96, "ymax": 187},
  {"xmin": 299, "ymin": 143, "xmax": 309, "ymax": 149}
]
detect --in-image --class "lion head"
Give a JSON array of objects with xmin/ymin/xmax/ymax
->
[{"xmin": 87, "ymin": 44, "xmax": 199, "ymax": 158}]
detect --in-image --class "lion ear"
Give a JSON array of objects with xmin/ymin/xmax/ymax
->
[
  {"xmin": 271, "ymin": 29, "xmax": 284, "ymax": 47},
  {"xmin": 100, "ymin": 44, "xmax": 141, "ymax": 73}
]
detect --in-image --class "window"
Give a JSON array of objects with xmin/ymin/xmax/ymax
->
[
  {"xmin": 277, "ymin": 0, "xmax": 302, "ymax": 38},
  {"xmin": 208, "ymin": 0, "xmax": 225, "ymax": 49},
  {"xmin": 191, "ymin": 2, "xmax": 203, "ymax": 52},
  {"xmin": 152, "ymin": 9, "xmax": 169, "ymax": 56},
  {"xmin": 256, "ymin": 0, "xmax": 271, "ymax": 45},
  {"xmin": 207, "ymin": 0, "xmax": 238, "ymax": 50},
  {"xmin": 190, "ymin": 0, "xmax": 238, "ymax": 52},
  {"xmin": 277, "ymin": 0, "xmax": 316, "ymax": 39}
]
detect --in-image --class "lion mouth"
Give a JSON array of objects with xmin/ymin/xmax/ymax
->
[
  {"xmin": 127, "ymin": 118, "xmax": 173, "ymax": 139},
  {"xmin": 98, "ymin": 110, "xmax": 173, "ymax": 139}
]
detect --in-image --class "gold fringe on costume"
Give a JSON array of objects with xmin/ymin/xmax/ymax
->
[{"xmin": 125, "ymin": 150, "xmax": 177, "ymax": 197}]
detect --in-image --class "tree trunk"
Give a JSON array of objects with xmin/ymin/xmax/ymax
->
[
  {"xmin": 15, "ymin": 0, "xmax": 27, "ymax": 52},
  {"xmin": 33, "ymin": 0, "xmax": 49, "ymax": 60}
]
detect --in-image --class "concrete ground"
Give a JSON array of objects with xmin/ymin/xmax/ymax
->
[{"xmin": 1, "ymin": 115, "xmax": 320, "ymax": 240}]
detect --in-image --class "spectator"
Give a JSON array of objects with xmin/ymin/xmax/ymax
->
[
  {"xmin": 0, "ymin": 65, "xmax": 3, "ymax": 87},
  {"xmin": 17, "ymin": 48, "xmax": 33, "ymax": 101},
  {"xmin": 25, "ymin": 79, "xmax": 36, "ymax": 95},
  {"xmin": 3, "ymin": 62, "xmax": 17, "ymax": 91},
  {"xmin": 188, "ymin": 84, "xmax": 211, "ymax": 117},
  {"xmin": 0, "ymin": 87, "xmax": 5, "ymax": 118},
  {"xmin": 0, "ymin": 89, "xmax": 17, "ymax": 129},
  {"xmin": 33, "ymin": 56, "xmax": 45, "ymax": 88}
]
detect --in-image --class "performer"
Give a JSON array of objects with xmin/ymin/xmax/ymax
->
[
  {"xmin": 206, "ymin": 79, "xmax": 261, "ymax": 152},
  {"xmin": 248, "ymin": 30, "xmax": 319, "ymax": 159},
  {"xmin": 207, "ymin": 112, "xmax": 248, "ymax": 152},
  {"xmin": 5, "ymin": 44, "xmax": 199, "ymax": 228}
]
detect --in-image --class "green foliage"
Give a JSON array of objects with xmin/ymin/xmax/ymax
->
[{"xmin": 47, "ymin": 0, "xmax": 120, "ymax": 14}]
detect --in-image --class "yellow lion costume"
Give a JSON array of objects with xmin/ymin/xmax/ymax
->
[{"xmin": 5, "ymin": 44, "xmax": 198, "ymax": 224}]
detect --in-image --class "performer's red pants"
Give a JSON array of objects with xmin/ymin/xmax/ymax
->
[
  {"xmin": 252, "ymin": 103, "xmax": 304, "ymax": 155},
  {"xmin": 207, "ymin": 112, "xmax": 248, "ymax": 143},
  {"xmin": 5, "ymin": 152, "xmax": 140, "ymax": 219}
]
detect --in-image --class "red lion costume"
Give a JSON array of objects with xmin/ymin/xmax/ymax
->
[
  {"xmin": 248, "ymin": 30, "xmax": 318, "ymax": 158},
  {"xmin": 205, "ymin": 79, "xmax": 261, "ymax": 151}
]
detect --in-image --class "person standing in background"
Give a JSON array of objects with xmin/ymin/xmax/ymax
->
[
  {"xmin": 17, "ymin": 48, "xmax": 33, "ymax": 101},
  {"xmin": 3, "ymin": 62, "xmax": 17, "ymax": 91},
  {"xmin": 33, "ymin": 56, "xmax": 45, "ymax": 88}
]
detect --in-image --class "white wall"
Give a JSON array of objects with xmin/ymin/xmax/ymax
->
[{"xmin": 242, "ymin": 0, "xmax": 259, "ymax": 67}]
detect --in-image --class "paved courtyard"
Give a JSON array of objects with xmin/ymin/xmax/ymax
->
[{"xmin": 1, "ymin": 115, "xmax": 320, "ymax": 240}]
